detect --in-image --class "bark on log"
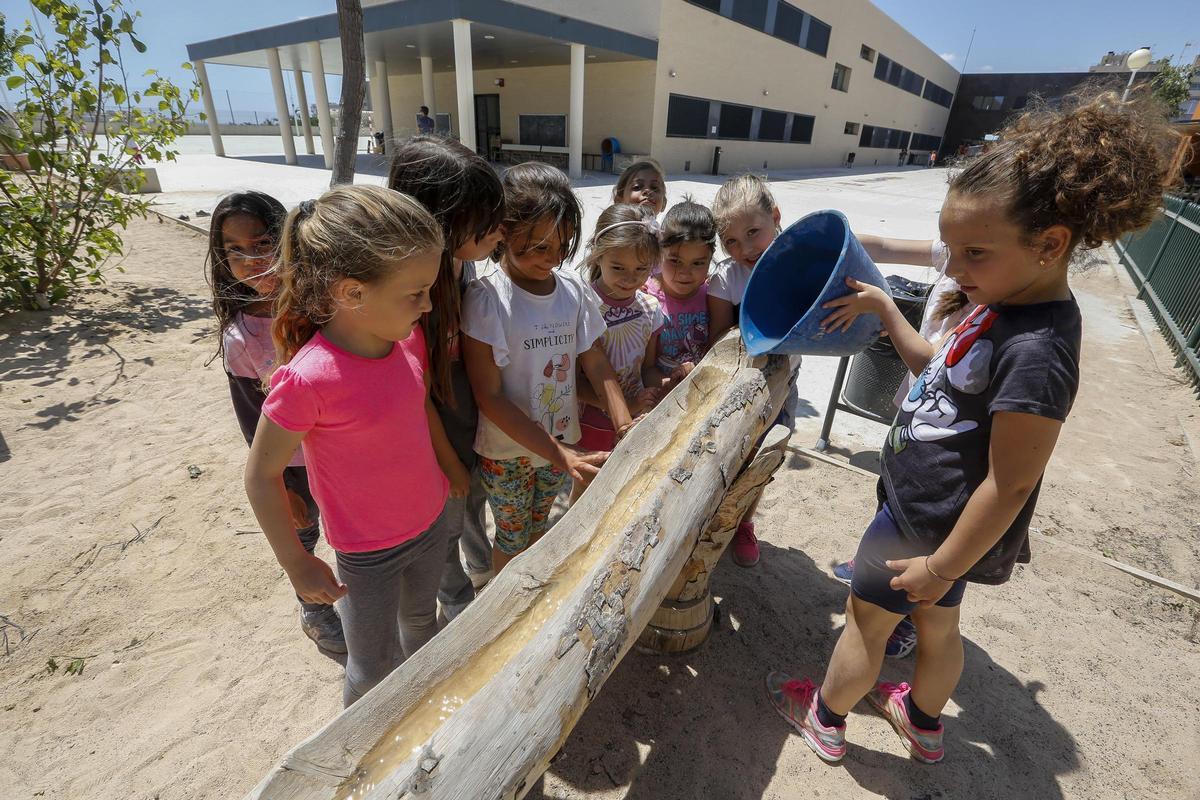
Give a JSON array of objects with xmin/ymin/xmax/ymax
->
[{"xmin": 245, "ymin": 333, "xmax": 792, "ymax": 800}]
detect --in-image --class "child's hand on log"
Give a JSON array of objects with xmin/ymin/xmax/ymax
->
[{"xmin": 556, "ymin": 444, "xmax": 609, "ymax": 485}]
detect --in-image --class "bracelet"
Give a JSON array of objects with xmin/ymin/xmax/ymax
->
[{"xmin": 924, "ymin": 556, "xmax": 952, "ymax": 582}]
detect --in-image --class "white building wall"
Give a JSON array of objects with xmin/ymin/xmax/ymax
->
[{"xmin": 649, "ymin": 0, "xmax": 959, "ymax": 174}]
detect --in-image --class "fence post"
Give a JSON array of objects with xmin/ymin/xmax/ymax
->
[{"xmin": 1136, "ymin": 208, "xmax": 1182, "ymax": 299}]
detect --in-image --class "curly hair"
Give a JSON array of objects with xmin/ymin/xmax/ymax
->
[
  {"xmin": 950, "ymin": 87, "xmax": 1182, "ymax": 252},
  {"xmin": 271, "ymin": 185, "xmax": 444, "ymax": 371},
  {"xmin": 388, "ymin": 136, "xmax": 504, "ymax": 405},
  {"xmin": 584, "ymin": 203, "xmax": 662, "ymax": 282}
]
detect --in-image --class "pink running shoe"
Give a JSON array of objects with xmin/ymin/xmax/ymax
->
[
  {"xmin": 764, "ymin": 673, "xmax": 846, "ymax": 763},
  {"xmin": 732, "ymin": 521, "xmax": 760, "ymax": 567},
  {"xmin": 866, "ymin": 681, "xmax": 945, "ymax": 764}
]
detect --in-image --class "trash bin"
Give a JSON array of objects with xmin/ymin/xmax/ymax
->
[
  {"xmin": 841, "ymin": 275, "xmax": 930, "ymax": 419},
  {"xmin": 601, "ymin": 137, "xmax": 621, "ymax": 173},
  {"xmin": 711, "ymin": 145, "xmax": 722, "ymax": 175}
]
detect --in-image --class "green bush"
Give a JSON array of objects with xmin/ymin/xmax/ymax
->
[{"xmin": 0, "ymin": 0, "xmax": 198, "ymax": 310}]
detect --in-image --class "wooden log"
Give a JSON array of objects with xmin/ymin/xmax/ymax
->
[
  {"xmin": 637, "ymin": 423, "xmax": 792, "ymax": 654},
  {"xmin": 245, "ymin": 333, "xmax": 792, "ymax": 800}
]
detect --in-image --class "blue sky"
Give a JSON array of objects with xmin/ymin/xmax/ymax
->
[{"xmin": 2, "ymin": 0, "xmax": 1195, "ymax": 119}]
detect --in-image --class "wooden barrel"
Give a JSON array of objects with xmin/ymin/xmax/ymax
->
[{"xmin": 635, "ymin": 592, "xmax": 714, "ymax": 654}]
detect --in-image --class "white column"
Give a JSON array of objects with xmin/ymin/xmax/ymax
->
[
  {"xmin": 420, "ymin": 56, "xmax": 437, "ymax": 120},
  {"xmin": 308, "ymin": 41, "xmax": 334, "ymax": 169},
  {"xmin": 194, "ymin": 60, "xmax": 224, "ymax": 157},
  {"xmin": 452, "ymin": 18, "xmax": 476, "ymax": 152},
  {"xmin": 292, "ymin": 54, "xmax": 315, "ymax": 155},
  {"xmin": 266, "ymin": 47, "xmax": 297, "ymax": 165},
  {"xmin": 569, "ymin": 43, "xmax": 585, "ymax": 179},
  {"xmin": 373, "ymin": 59, "xmax": 394, "ymax": 152}
]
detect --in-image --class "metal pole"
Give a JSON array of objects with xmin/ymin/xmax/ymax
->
[
  {"xmin": 1122, "ymin": 68, "xmax": 1139, "ymax": 102},
  {"xmin": 815, "ymin": 356, "xmax": 851, "ymax": 451},
  {"xmin": 225, "ymin": 89, "xmax": 235, "ymax": 125}
]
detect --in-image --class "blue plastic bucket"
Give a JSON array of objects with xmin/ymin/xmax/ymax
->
[{"xmin": 739, "ymin": 210, "xmax": 891, "ymax": 357}]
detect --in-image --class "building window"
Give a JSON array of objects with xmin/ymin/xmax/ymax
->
[
  {"xmin": 971, "ymin": 95, "xmax": 1006, "ymax": 110},
  {"xmin": 844, "ymin": 121, "xmax": 860, "ymax": 135},
  {"xmin": 1011, "ymin": 94, "xmax": 1029, "ymax": 110},
  {"xmin": 910, "ymin": 132, "xmax": 941, "ymax": 151},
  {"xmin": 874, "ymin": 53, "xmax": 925, "ymax": 96},
  {"xmin": 790, "ymin": 113, "xmax": 815, "ymax": 143},
  {"xmin": 832, "ymin": 63, "xmax": 851, "ymax": 92},
  {"xmin": 758, "ymin": 109, "xmax": 787, "ymax": 141},
  {"xmin": 922, "ymin": 80, "xmax": 953, "ymax": 108},
  {"xmin": 859, "ymin": 124, "xmax": 911, "ymax": 149},
  {"xmin": 718, "ymin": 102, "xmax": 755, "ymax": 140},
  {"xmin": 804, "ymin": 17, "xmax": 831, "ymax": 57},
  {"xmin": 772, "ymin": 2, "xmax": 804, "ymax": 46},
  {"xmin": 689, "ymin": 0, "xmax": 830, "ymax": 59},
  {"xmin": 519, "ymin": 114, "xmax": 566, "ymax": 147},
  {"xmin": 860, "ymin": 44, "xmax": 876, "ymax": 62},
  {"xmin": 666, "ymin": 93, "xmax": 815, "ymax": 145},
  {"xmin": 666, "ymin": 94, "xmax": 712, "ymax": 138},
  {"xmin": 731, "ymin": 0, "xmax": 769, "ymax": 31}
]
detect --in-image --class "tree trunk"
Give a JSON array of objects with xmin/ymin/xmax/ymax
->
[
  {"xmin": 330, "ymin": 0, "xmax": 364, "ymax": 186},
  {"xmin": 243, "ymin": 333, "xmax": 793, "ymax": 800}
]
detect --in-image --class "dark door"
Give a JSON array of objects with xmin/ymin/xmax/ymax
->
[{"xmin": 474, "ymin": 94, "xmax": 500, "ymax": 160}]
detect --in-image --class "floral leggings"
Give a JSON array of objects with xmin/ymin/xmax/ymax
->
[{"xmin": 479, "ymin": 456, "xmax": 567, "ymax": 555}]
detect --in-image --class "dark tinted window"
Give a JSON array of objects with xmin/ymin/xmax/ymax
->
[
  {"xmin": 666, "ymin": 95, "xmax": 710, "ymax": 137},
  {"xmin": 718, "ymin": 102, "xmax": 754, "ymax": 139},
  {"xmin": 773, "ymin": 2, "xmax": 804, "ymax": 44},
  {"xmin": 731, "ymin": 0, "xmax": 768, "ymax": 30},
  {"xmin": 804, "ymin": 17, "xmax": 831, "ymax": 56},
  {"xmin": 790, "ymin": 113, "xmax": 815, "ymax": 143},
  {"xmin": 758, "ymin": 110, "xmax": 787, "ymax": 141}
]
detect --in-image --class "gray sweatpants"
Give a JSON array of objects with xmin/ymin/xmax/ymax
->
[
  {"xmin": 436, "ymin": 466, "xmax": 491, "ymax": 609},
  {"xmin": 335, "ymin": 510, "xmax": 449, "ymax": 707}
]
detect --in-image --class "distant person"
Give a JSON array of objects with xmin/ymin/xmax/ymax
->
[
  {"xmin": 898, "ymin": 148, "xmax": 908, "ymax": 167},
  {"xmin": 416, "ymin": 106, "xmax": 435, "ymax": 135},
  {"xmin": 373, "ymin": 129, "xmax": 385, "ymax": 154},
  {"xmin": 927, "ymin": 150, "xmax": 937, "ymax": 168}
]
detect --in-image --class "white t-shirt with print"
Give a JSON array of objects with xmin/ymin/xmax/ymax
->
[
  {"xmin": 590, "ymin": 283, "xmax": 666, "ymax": 397},
  {"xmin": 894, "ymin": 240, "xmax": 972, "ymax": 407},
  {"xmin": 462, "ymin": 268, "xmax": 607, "ymax": 464},
  {"xmin": 707, "ymin": 257, "xmax": 753, "ymax": 305}
]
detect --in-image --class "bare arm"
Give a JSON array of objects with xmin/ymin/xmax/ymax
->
[
  {"xmin": 641, "ymin": 332, "xmax": 667, "ymax": 393},
  {"xmin": 244, "ymin": 416, "xmax": 346, "ymax": 604},
  {"xmin": 888, "ymin": 411, "xmax": 1063, "ymax": 604},
  {"xmin": 858, "ymin": 235, "xmax": 936, "ymax": 267},
  {"xmin": 580, "ymin": 343, "xmax": 634, "ymax": 435},
  {"xmin": 463, "ymin": 335, "xmax": 603, "ymax": 482},
  {"xmin": 424, "ymin": 369, "xmax": 471, "ymax": 499},
  {"xmin": 707, "ymin": 294, "xmax": 736, "ymax": 347},
  {"xmin": 821, "ymin": 277, "xmax": 935, "ymax": 376}
]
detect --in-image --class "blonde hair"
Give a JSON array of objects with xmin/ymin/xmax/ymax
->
[
  {"xmin": 612, "ymin": 158, "xmax": 667, "ymax": 213},
  {"xmin": 712, "ymin": 173, "xmax": 778, "ymax": 235},
  {"xmin": 271, "ymin": 184, "xmax": 443, "ymax": 367},
  {"xmin": 584, "ymin": 203, "xmax": 662, "ymax": 282}
]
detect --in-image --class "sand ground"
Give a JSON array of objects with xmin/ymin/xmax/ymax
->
[{"xmin": 1, "ymin": 201, "xmax": 1198, "ymax": 799}]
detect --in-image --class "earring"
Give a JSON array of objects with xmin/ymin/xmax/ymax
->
[{"xmin": 1039, "ymin": 259, "xmax": 1046, "ymax": 266}]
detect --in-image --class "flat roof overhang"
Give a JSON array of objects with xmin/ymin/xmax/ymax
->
[{"xmin": 186, "ymin": 0, "xmax": 657, "ymax": 76}]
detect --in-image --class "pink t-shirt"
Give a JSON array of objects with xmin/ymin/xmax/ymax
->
[
  {"xmin": 645, "ymin": 278, "xmax": 708, "ymax": 374},
  {"xmin": 262, "ymin": 327, "xmax": 448, "ymax": 553}
]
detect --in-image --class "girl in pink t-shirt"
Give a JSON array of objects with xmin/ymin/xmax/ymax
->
[
  {"xmin": 245, "ymin": 184, "xmax": 458, "ymax": 707},
  {"xmin": 645, "ymin": 199, "xmax": 716, "ymax": 389}
]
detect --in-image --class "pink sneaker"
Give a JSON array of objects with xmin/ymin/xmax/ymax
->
[
  {"xmin": 732, "ymin": 521, "xmax": 760, "ymax": 567},
  {"xmin": 866, "ymin": 681, "xmax": 945, "ymax": 763},
  {"xmin": 764, "ymin": 673, "xmax": 846, "ymax": 762}
]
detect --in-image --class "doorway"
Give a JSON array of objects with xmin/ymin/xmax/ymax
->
[{"xmin": 474, "ymin": 94, "xmax": 500, "ymax": 161}]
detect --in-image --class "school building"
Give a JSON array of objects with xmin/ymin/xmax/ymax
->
[{"xmin": 186, "ymin": 0, "xmax": 960, "ymax": 177}]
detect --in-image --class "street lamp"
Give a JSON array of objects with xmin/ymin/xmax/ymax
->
[{"xmin": 1123, "ymin": 47, "xmax": 1153, "ymax": 102}]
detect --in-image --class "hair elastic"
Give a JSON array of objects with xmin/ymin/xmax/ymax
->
[
  {"xmin": 298, "ymin": 199, "xmax": 316, "ymax": 216},
  {"xmin": 592, "ymin": 217, "xmax": 661, "ymax": 244}
]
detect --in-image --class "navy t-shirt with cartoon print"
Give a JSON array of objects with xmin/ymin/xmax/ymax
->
[{"xmin": 880, "ymin": 297, "xmax": 1082, "ymax": 585}]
